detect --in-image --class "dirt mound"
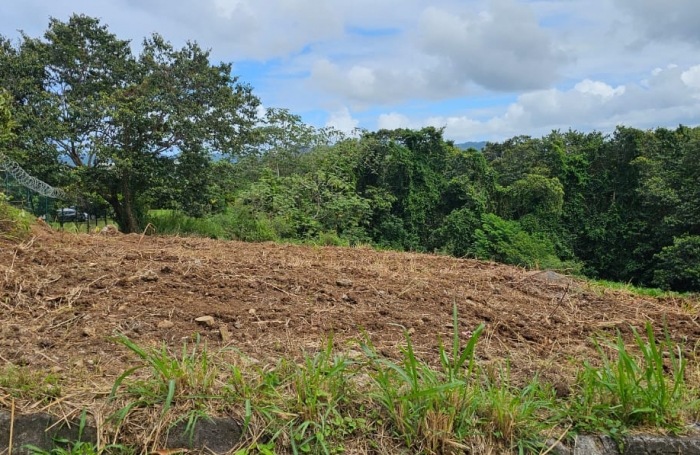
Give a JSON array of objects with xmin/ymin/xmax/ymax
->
[{"xmin": 1, "ymin": 230, "xmax": 698, "ymax": 392}]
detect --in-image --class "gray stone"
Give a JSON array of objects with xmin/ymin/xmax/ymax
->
[
  {"xmin": 567, "ymin": 434, "xmax": 700, "ymax": 455},
  {"xmin": 0, "ymin": 412, "xmax": 97, "ymax": 455},
  {"xmin": 574, "ymin": 435, "xmax": 607, "ymax": 455},
  {"xmin": 165, "ymin": 416, "xmax": 242, "ymax": 454},
  {"xmin": 622, "ymin": 434, "xmax": 700, "ymax": 454},
  {"xmin": 544, "ymin": 438, "xmax": 572, "ymax": 455}
]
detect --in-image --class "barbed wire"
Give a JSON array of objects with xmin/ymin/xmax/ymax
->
[{"xmin": 0, "ymin": 152, "xmax": 67, "ymax": 199}]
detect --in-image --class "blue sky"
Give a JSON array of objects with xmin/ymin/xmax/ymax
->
[{"xmin": 2, "ymin": 0, "xmax": 700, "ymax": 142}]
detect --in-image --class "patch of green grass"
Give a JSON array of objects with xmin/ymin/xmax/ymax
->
[
  {"xmin": 565, "ymin": 322, "xmax": 696, "ymax": 444},
  {"xmin": 360, "ymin": 307, "xmax": 484, "ymax": 452},
  {"xmin": 48, "ymin": 218, "xmax": 114, "ymax": 233},
  {"xmin": 0, "ymin": 365, "xmax": 62, "ymax": 401},
  {"xmin": 584, "ymin": 278, "xmax": 691, "ymax": 299},
  {"xmin": 0, "ymin": 194, "xmax": 31, "ymax": 240},
  {"xmin": 99, "ymin": 312, "xmax": 699, "ymax": 454},
  {"xmin": 478, "ymin": 365, "xmax": 555, "ymax": 453},
  {"xmin": 146, "ymin": 210, "xmax": 228, "ymax": 239}
]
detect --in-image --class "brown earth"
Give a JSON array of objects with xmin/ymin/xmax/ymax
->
[{"xmin": 1, "ymin": 227, "xmax": 699, "ymax": 408}]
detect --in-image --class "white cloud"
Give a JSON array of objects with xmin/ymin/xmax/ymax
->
[
  {"xmin": 384, "ymin": 64, "xmax": 700, "ymax": 141},
  {"xmin": 377, "ymin": 112, "xmax": 413, "ymax": 130},
  {"xmin": 325, "ymin": 107, "xmax": 359, "ymax": 133},
  {"xmin": 574, "ymin": 80, "xmax": 625, "ymax": 99},
  {"xmin": 681, "ymin": 65, "xmax": 700, "ymax": 90},
  {"xmin": 417, "ymin": 0, "xmax": 567, "ymax": 91}
]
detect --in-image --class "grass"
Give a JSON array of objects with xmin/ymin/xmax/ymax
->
[
  {"xmin": 0, "ymin": 365, "xmax": 62, "ymax": 402},
  {"xmin": 7, "ymin": 305, "xmax": 697, "ymax": 454},
  {"xmin": 0, "ymin": 194, "xmax": 31, "ymax": 240},
  {"xmin": 583, "ymin": 278, "xmax": 693, "ymax": 299},
  {"xmin": 565, "ymin": 322, "xmax": 697, "ymax": 442}
]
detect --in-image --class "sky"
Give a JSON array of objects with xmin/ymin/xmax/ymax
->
[{"xmin": 1, "ymin": 0, "xmax": 700, "ymax": 142}]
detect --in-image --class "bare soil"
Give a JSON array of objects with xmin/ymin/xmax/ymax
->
[{"xmin": 1, "ymin": 227, "xmax": 699, "ymax": 405}]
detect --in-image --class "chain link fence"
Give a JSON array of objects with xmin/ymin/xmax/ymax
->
[{"xmin": 0, "ymin": 152, "xmax": 107, "ymax": 231}]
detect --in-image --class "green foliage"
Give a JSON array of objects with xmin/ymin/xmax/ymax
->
[
  {"xmin": 0, "ymin": 364, "xmax": 62, "ymax": 401},
  {"xmin": 653, "ymin": 235, "xmax": 700, "ymax": 292},
  {"xmin": 431, "ymin": 207, "xmax": 482, "ymax": 257},
  {"xmin": 0, "ymin": 193, "xmax": 32, "ymax": 240},
  {"xmin": 108, "ymin": 333, "xmax": 219, "ymax": 430},
  {"xmin": 1, "ymin": 15, "xmax": 260, "ymax": 233},
  {"xmin": 472, "ymin": 213, "xmax": 566, "ymax": 270},
  {"xmin": 355, "ymin": 128, "xmax": 451, "ymax": 250},
  {"xmin": 568, "ymin": 323, "xmax": 691, "ymax": 439},
  {"xmin": 146, "ymin": 209, "xmax": 228, "ymax": 239},
  {"xmin": 0, "ymin": 89, "xmax": 13, "ymax": 143},
  {"xmin": 96, "ymin": 315, "xmax": 698, "ymax": 453},
  {"xmin": 361, "ymin": 305, "xmax": 485, "ymax": 452},
  {"xmin": 239, "ymin": 166, "xmax": 371, "ymax": 242}
]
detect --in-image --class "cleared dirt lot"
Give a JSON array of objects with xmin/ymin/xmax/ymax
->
[{"xmin": 1, "ymin": 227, "xmax": 698, "ymax": 397}]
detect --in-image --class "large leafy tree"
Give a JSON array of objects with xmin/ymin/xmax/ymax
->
[{"xmin": 1, "ymin": 15, "xmax": 259, "ymax": 232}]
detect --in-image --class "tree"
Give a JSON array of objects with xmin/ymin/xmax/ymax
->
[
  {"xmin": 355, "ymin": 127, "xmax": 450, "ymax": 250},
  {"xmin": 653, "ymin": 235, "xmax": 700, "ymax": 292},
  {"xmin": 1, "ymin": 15, "xmax": 260, "ymax": 232},
  {"xmin": 0, "ymin": 90, "xmax": 12, "ymax": 142}
]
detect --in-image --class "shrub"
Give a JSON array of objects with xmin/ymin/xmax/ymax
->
[{"xmin": 653, "ymin": 235, "xmax": 700, "ymax": 292}]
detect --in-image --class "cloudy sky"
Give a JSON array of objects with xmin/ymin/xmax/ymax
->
[{"xmin": 2, "ymin": 0, "xmax": 700, "ymax": 142}]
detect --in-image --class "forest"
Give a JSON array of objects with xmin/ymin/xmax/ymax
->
[{"xmin": 1, "ymin": 15, "xmax": 699, "ymax": 292}]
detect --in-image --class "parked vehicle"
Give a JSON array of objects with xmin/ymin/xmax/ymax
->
[{"xmin": 56, "ymin": 206, "xmax": 88, "ymax": 222}]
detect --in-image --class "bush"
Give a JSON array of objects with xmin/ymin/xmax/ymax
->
[
  {"xmin": 472, "ymin": 213, "xmax": 568, "ymax": 270},
  {"xmin": 431, "ymin": 207, "xmax": 481, "ymax": 257},
  {"xmin": 653, "ymin": 235, "xmax": 700, "ymax": 292}
]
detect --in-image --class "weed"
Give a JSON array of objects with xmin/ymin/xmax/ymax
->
[
  {"xmin": 0, "ymin": 365, "xmax": 62, "ymax": 401},
  {"xmin": 361, "ymin": 303, "xmax": 485, "ymax": 452},
  {"xmin": 567, "ymin": 322, "xmax": 693, "ymax": 440}
]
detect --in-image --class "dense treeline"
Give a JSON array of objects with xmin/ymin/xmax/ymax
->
[
  {"xmin": 191, "ymin": 125, "xmax": 699, "ymax": 292},
  {"xmin": 1, "ymin": 15, "xmax": 699, "ymax": 292}
]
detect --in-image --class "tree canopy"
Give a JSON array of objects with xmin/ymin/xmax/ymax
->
[{"xmin": 0, "ymin": 14, "xmax": 260, "ymax": 232}]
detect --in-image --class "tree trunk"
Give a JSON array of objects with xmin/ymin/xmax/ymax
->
[
  {"xmin": 102, "ymin": 179, "xmax": 139, "ymax": 234},
  {"xmin": 120, "ymin": 178, "xmax": 139, "ymax": 233}
]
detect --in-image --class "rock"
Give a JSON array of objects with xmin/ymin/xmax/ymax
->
[
  {"xmin": 157, "ymin": 320, "xmax": 175, "ymax": 329},
  {"xmin": 336, "ymin": 278, "xmax": 353, "ymax": 287},
  {"xmin": 623, "ymin": 434, "xmax": 700, "ymax": 454},
  {"xmin": 165, "ymin": 417, "xmax": 241, "ymax": 454},
  {"xmin": 573, "ymin": 435, "xmax": 605, "ymax": 455},
  {"xmin": 219, "ymin": 325, "xmax": 231, "ymax": 342},
  {"xmin": 0, "ymin": 412, "xmax": 97, "ymax": 455},
  {"xmin": 195, "ymin": 316, "xmax": 216, "ymax": 327},
  {"xmin": 99, "ymin": 224, "xmax": 119, "ymax": 236},
  {"xmin": 341, "ymin": 293, "xmax": 358, "ymax": 304},
  {"xmin": 140, "ymin": 270, "xmax": 159, "ymax": 282},
  {"xmin": 544, "ymin": 438, "xmax": 571, "ymax": 455}
]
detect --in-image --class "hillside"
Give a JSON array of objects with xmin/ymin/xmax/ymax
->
[
  {"xmin": 1, "ymin": 229, "xmax": 699, "ymax": 452},
  {"xmin": 2, "ymin": 229, "xmax": 697, "ymax": 383}
]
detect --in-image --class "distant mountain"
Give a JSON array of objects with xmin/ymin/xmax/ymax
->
[{"xmin": 455, "ymin": 141, "xmax": 487, "ymax": 151}]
